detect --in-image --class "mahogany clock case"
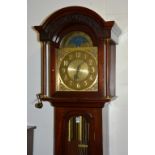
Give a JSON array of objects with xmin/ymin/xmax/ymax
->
[
  {"xmin": 33, "ymin": 6, "xmax": 121, "ymax": 155},
  {"xmin": 34, "ymin": 6, "xmax": 121, "ymax": 108}
]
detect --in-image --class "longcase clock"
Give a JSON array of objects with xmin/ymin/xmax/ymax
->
[{"xmin": 33, "ymin": 6, "xmax": 121, "ymax": 155}]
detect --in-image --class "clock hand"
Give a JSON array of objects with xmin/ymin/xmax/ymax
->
[
  {"xmin": 74, "ymin": 62, "xmax": 84, "ymax": 81},
  {"xmin": 74, "ymin": 68, "xmax": 79, "ymax": 81}
]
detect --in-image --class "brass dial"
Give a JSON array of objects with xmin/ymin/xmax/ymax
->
[{"xmin": 59, "ymin": 51, "xmax": 97, "ymax": 90}]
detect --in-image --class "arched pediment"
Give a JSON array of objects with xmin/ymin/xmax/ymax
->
[{"xmin": 34, "ymin": 6, "xmax": 121, "ymax": 44}]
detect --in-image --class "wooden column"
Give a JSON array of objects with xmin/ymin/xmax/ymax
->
[
  {"xmin": 105, "ymin": 38, "xmax": 111, "ymax": 98},
  {"xmin": 41, "ymin": 41, "xmax": 46, "ymax": 95}
]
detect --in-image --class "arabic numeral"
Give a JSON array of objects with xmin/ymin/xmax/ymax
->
[
  {"xmin": 69, "ymin": 54, "xmax": 73, "ymax": 60},
  {"xmin": 90, "ymin": 66, "xmax": 95, "ymax": 73},
  {"xmin": 76, "ymin": 83, "xmax": 81, "ymax": 88},
  {"xmin": 84, "ymin": 81, "xmax": 87, "ymax": 86},
  {"xmin": 76, "ymin": 52, "xmax": 81, "ymax": 58},
  {"xmin": 89, "ymin": 75, "xmax": 94, "ymax": 81},
  {"xmin": 88, "ymin": 59, "xmax": 93, "ymax": 65},
  {"xmin": 64, "ymin": 60, "xmax": 69, "ymax": 66}
]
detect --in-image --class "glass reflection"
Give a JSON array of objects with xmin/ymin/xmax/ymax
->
[{"xmin": 67, "ymin": 116, "xmax": 89, "ymax": 155}]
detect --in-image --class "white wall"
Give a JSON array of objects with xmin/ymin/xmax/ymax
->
[
  {"xmin": 27, "ymin": 1, "xmax": 128, "ymax": 155},
  {"xmin": 104, "ymin": 1, "xmax": 128, "ymax": 155}
]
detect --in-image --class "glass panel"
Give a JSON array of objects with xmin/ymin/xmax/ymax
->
[{"xmin": 67, "ymin": 116, "xmax": 89, "ymax": 155}]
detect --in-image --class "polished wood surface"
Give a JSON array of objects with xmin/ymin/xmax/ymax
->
[
  {"xmin": 34, "ymin": 7, "xmax": 121, "ymax": 101},
  {"xmin": 34, "ymin": 6, "xmax": 121, "ymax": 155},
  {"xmin": 54, "ymin": 107, "xmax": 103, "ymax": 155}
]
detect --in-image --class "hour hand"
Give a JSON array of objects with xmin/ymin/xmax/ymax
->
[
  {"xmin": 74, "ymin": 62, "xmax": 83, "ymax": 81},
  {"xmin": 74, "ymin": 68, "xmax": 80, "ymax": 81}
]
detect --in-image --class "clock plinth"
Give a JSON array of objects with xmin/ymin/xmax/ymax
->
[{"xmin": 34, "ymin": 6, "xmax": 121, "ymax": 155}]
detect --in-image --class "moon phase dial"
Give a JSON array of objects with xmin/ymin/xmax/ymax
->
[{"xmin": 59, "ymin": 51, "xmax": 97, "ymax": 90}]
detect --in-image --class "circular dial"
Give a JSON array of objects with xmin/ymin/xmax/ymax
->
[{"xmin": 59, "ymin": 51, "xmax": 97, "ymax": 90}]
